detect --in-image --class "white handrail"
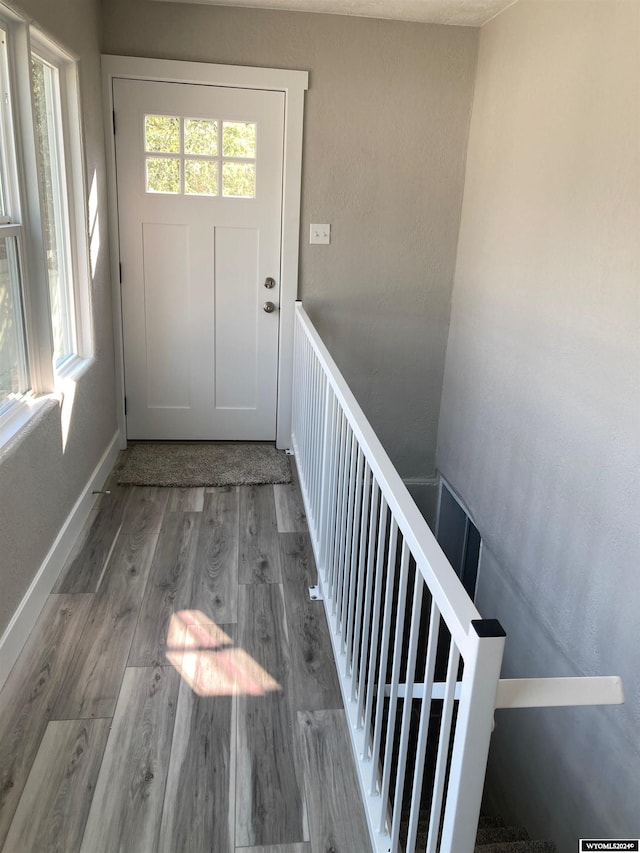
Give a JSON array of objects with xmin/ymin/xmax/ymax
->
[
  {"xmin": 293, "ymin": 303, "xmax": 480, "ymax": 653},
  {"xmin": 385, "ymin": 676, "xmax": 624, "ymax": 708},
  {"xmin": 496, "ymin": 676, "xmax": 624, "ymax": 709},
  {"xmin": 290, "ymin": 302, "xmax": 623, "ymax": 853},
  {"xmin": 292, "ymin": 303, "xmax": 505, "ymax": 853}
]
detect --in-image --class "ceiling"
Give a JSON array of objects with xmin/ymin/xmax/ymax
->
[{"xmin": 152, "ymin": 0, "xmax": 519, "ymax": 28}]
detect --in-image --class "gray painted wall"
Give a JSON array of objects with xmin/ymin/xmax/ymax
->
[
  {"xmin": 0, "ymin": 0, "xmax": 116, "ymax": 637},
  {"xmin": 101, "ymin": 1, "xmax": 478, "ymax": 486},
  {"xmin": 436, "ymin": 1, "xmax": 640, "ymax": 849}
]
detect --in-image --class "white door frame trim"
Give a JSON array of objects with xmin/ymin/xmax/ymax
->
[{"xmin": 101, "ymin": 54, "xmax": 308, "ymax": 449}]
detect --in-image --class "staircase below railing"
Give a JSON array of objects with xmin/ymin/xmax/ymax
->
[{"xmin": 290, "ymin": 302, "xmax": 623, "ymax": 853}]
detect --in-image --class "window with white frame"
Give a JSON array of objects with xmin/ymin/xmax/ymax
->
[
  {"xmin": 0, "ymin": 7, "xmax": 91, "ymax": 425},
  {"xmin": 0, "ymin": 25, "xmax": 30, "ymax": 410},
  {"xmin": 31, "ymin": 52, "xmax": 77, "ymax": 367}
]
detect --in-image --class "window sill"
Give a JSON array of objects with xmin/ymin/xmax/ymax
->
[
  {"xmin": 0, "ymin": 393, "xmax": 58, "ymax": 458},
  {"xmin": 54, "ymin": 354, "xmax": 93, "ymax": 385},
  {"xmin": 0, "ymin": 357, "xmax": 95, "ymax": 456}
]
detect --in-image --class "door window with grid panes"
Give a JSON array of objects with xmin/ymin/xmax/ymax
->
[{"xmin": 144, "ymin": 114, "xmax": 257, "ymax": 198}]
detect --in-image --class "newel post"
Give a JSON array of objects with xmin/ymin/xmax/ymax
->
[{"xmin": 439, "ymin": 619, "xmax": 506, "ymax": 853}]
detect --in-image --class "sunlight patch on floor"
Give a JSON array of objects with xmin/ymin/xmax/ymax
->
[{"xmin": 166, "ymin": 609, "xmax": 281, "ymax": 697}]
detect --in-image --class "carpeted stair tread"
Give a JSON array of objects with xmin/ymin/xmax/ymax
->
[
  {"xmin": 474, "ymin": 841, "xmax": 558, "ymax": 853},
  {"xmin": 478, "ymin": 815, "xmax": 506, "ymax": 829},
  {"xmin": 476, "ymin": 826, "xmax": 530, "ymax": 845},
  {"xmin": 400, "ymin": 810, "xmax": 553, "ymax": 852},
  {"xmin": 397, "ymin": 818, "xmax": 554, "ymax": 852}
]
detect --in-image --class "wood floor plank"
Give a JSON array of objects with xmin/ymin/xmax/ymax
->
[
  {"xmin": 236, "ymin": 582, "xmax": 291, "ymax": 708},
  {"xmin": 128, "ymin": 511, "xmax": 202, "ymax": 666},
  {"xmin": 298, "ymin": 710, "xmax": 371, "ymax": 853},
  {"xmin": 168, "ymin": 487, "xmax": 205, "ymax": 512},
  {"xmin": 274, "ymin": 461, "xmax": 308, "ymax": 534},
  {"xmin": 189, "ymin": 488, "xmax": 239, "ymax": 624},
  {"xmin": 158, "ymin": 676, "xmax": 235, "ymax": 852},
  {"xmin": 0, "ymin": 594, "xmax": 93, "ymax": 847},
  {"xmin": 54, "ymin": 486, "xmax": 130, "ymax": 594},
  {"xmin": 236, "ymin": 584, "xmax": 307, "ymax": 848},
  {"xmin": 2, "ymin": 718, "xmax": 110, "ymax": 853},
  {"xmin": 238, "ymin": 845, "xmax": 311, "ymax": 853},
  {"xmin": 120, "ymin": 486, "xmax": 170, "ymax": 537},
  {"xmin": 48, "ymin": 527, "xmax": 160, "ymax": 720},
  {"xmin": 239, "ymin": 485, "xmax": 283, "ymax": 583},
  {"xmin": 79, "ymin": 666, "xmax": 179, "ymax": 853},
  {"xmin": 237, "ymin": 692, "xmax": 307, "ymax": 848},
  {"xmin": 279, "ymin": 534, "xmax": 342, "ymax": 712}
]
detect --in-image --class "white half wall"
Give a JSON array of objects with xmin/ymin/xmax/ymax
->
[{"xmin": 0, "ymin": 431, "xmax": 120, "ymax": 688}]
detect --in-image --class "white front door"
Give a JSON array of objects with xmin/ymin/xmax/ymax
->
[{"xmin": 113, "ymin": 78, "xmax": 285, "ymax": 440}]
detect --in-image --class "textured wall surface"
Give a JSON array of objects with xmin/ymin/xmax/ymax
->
[
  {"xmin": 0, "ymin": 0, "xmax": 116, "ymax": 637},
  {"xmin": 101, "ymin": 1, "xmax": 478, "ymax": 482},
  {"xmin": 436, "ymin": 1, "xmax": 640, "ymax": 849}
]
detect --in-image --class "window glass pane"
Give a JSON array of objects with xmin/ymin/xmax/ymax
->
[
  {"xmin": 0, "ymin": 236, "xmax": 29, "ymax": 407},
  {"xmin": 0, "ymin": 29, "xmax": 13, "ymax": 220},
  {"xmin": 184, "ymin": 119, "xmax": 217, "ymax": 156},
  {"xmin": 185, "ymin": 160, "xmax": 218, "ymax": 196},
  {"xmin": 32, "ymin": 56, "xmax": 76, "ymax": 364},
  {"xmin": 222, "ymin": 162, "xmax": 256, "ymax": 198},
  {"xmin": 222, "ymin": 122, "xmax": 256, "ymax": 158},
  {"xmin": 146, "ymin": 157, "xmax": 180, "ymax": 194},
  {"xmin": 0, "ymin": 149, "xmax": 7, "ymax": 219},
  {"xmin": 145, "ymin": 115, "xmax": 180, "ymax": 154}
]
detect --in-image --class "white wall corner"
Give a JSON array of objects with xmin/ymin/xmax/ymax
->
[{"xmin": 403, "ymin": 475, "xmax": 440, "ymax": 530}]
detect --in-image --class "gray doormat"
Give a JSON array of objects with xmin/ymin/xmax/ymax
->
[{"xmin": 117, "ymin": 443, "xmax": 292, "ymax": 487}]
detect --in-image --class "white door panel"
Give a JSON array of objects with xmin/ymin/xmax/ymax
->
[
  {"xmin": 113, "ymin": 78, "xmax": 284, "ymax": 439},
  {"xmin": 214, "ymin": 226, "xmax": 258, "ymax": 409}
]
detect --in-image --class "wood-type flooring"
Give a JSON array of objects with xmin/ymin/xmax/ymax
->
[{"xmin": 0, "ymin": 457, "xmax": 371, "ymax": 853}]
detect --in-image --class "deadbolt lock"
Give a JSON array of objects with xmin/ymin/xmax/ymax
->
[{"xmin": 264, "ymin": 277, "xmax": 276, "ymax": 289}]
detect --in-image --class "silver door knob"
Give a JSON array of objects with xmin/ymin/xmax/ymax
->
[
  {"xmin": 264, "ymin": 277, "xmax": 276, "ymax": 289},
  {"xmin": 263, "ymin": 301, "xmax": 276, "ymax": 313}
]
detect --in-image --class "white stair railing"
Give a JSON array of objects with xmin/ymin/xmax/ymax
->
[{"xmin": 290, "ymin": 302, "xmax": 623, "ymax": 853}]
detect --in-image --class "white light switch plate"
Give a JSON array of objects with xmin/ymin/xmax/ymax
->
[{"xmin": 310, "ymin": 224, "xmax": 331, "ymax": 244}]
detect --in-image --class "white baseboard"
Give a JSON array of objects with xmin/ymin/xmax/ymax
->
[{"xmin": 0, "ymin": 431, "xmax": 121, "ymax": 689}]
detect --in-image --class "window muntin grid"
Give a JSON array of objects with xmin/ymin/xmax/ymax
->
[{"xmin": 144, "ymin": 115, "xmax": 257, "ymax": 198}]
